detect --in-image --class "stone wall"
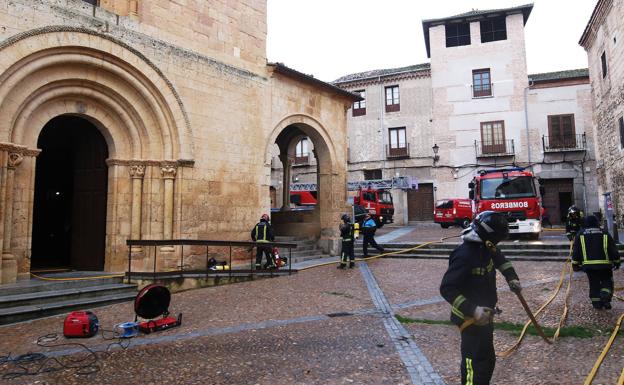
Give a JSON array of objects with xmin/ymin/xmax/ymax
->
[{"xmin": 0, "ymin": 0, "xmax": 351, "ymax": 282}]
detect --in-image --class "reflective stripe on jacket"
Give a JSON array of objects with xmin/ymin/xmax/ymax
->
[{"xmin": 572, "ymin": 228, "xmax": 619, "ymax": 269}]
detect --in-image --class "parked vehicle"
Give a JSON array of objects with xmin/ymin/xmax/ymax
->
[
  {"xmin": 434, "ymin": 198, "xmax": 473, "ymax": 228},
  {"xmin": 290, "ymin": 184, "xmax": 394, "ymax": 227},
  {"xmin": 469, "ymin": 167, "xmax": 543, "ymax": 239}
]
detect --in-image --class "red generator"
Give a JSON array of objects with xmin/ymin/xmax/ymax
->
[
  {"xmin": 134, "ymin": 284, "xmax": 182, "ymax": 334},
  {"xmin": 63, "ymin": 311, "xmax": 99, "ymax": 338}
]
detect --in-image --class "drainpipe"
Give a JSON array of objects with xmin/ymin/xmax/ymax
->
[
  {"xmin": 379, "ymin": 76, "xmax": 386, "ymax": 168},
  {"xmin": 524, "ymin": 80, "xmax": 533, "ymax": 170}
]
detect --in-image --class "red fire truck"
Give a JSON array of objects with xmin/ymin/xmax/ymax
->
[
  {"xmin": 290, "ymin": 183, "xmax": 394, "ymax": 227},
  {"xmin": 468, "ymin": 168, "xmax": 543, "ymax": 239}
]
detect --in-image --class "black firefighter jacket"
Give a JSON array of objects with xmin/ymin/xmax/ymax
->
[
  {"xmin": 440, "ymin": 241, "xmax": 519, "ymax": 327},
  {"xmin": 572, "ymin": 227, "xmax": 619, "ymax": 270},
  {"xmin": 251, "ymin": 221, "xmax": 274, "ymax": 243}
]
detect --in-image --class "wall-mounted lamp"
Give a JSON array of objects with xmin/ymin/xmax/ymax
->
[
  {"xmin": 292, "ymin": 175, "xmax": 299, "ymax": 183},
  {"xmin": 432, "ymin": 143, "xmax": 440, "ymax": 162}
]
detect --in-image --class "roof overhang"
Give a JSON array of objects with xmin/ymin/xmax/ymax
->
[
  {"xmin": 268, "ymin": 62, "xmax": 362, "ymax": 102},
  {"xmin": 422, "ymin": 3, "xmax": 533, "ymax": 58}
]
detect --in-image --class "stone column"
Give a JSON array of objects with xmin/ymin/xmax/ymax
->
[
  {"xmin": 129, "ymin": 0, "xmax": 138, "ymax": 16},
  {"xmin": 1, "ymin": 152, "xmax": 23, "ymax": 284},
  {"xmin": 129, "ymin": 164, "xmax": 145, "ymax": 250},
  {"xmin": 280, "ymin": 153, "xmax": 291, "ymax": 211},
  {"xmin": 161, "ymin": 163, "xmax": 176, "ymax": 253}
]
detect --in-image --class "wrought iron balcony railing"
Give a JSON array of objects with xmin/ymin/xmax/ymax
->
[
  {"xmin": 542, "ymin": 133, "xmax": 586, "ymax": 152},
  {"xmin": 475, "ymin": 139, "xmax": 515, "ymax": 157}
]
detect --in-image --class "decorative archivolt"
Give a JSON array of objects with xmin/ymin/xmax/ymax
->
[{"xmin": 0, "ymin": 27, "xmax": 194, "ymax": 163}]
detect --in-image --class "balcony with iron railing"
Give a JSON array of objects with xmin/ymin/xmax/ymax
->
[
  {"xmin": 542, "ymin": 133, "xmax": 586, "ymax": 152},
  {"xmin": 386, "ymin": 143, "xmax": 410, "ymax": 159},
  {"xmin": 475, "ymin": 139, "xmax": 514, "ymax": 158},
  {"xmin": 471, "ymin": 83, "xmax": 493, "ymax": 98}
]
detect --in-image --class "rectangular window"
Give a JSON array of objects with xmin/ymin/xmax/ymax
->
[
  {"xmin": 601, "ymin": 51, "xmax": 608, "ymax": 78},
  {"xmin": 388, "ymin": 127, "xmax": 408, "ymax": 158},
  {"xmin": 548, "ymin": 114, "xmax": 576, "ymax": 148},
  {"xmin": 480, "ymin": 121, "xmax": 506, "ymax": 154},
  {"xmin": 445, "ymin": 22, "xmax": 471, "ymax": 47},
  {"xmin": 619, "ymin": 117, "xmax": 624, "ymax": 149},
  {"xmin": 364, "ymin": 169, "xmax": 382, "ymax": 180},
  {"xmin": 480, "ymin": 17, "xmax": 507, "ymax": 43},
  {"xmin": 472, "ymin": 69, "xmax": 492, "ymax": 97},
  {"xmin": 352, "ymin": 90, "xmax": 366, "ymax": 117},
  {"xmin": 294, "ymin": 138, "xmax": 309, "ymax": 164},
  {"xmin": 385, "ymin": 85, "xmax": 400, "ymax": 112}
]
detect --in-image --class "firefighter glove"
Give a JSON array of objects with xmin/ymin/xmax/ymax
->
[
  {"xmin": 508, "ymin": 279, "xmax": 522, "ymax": 293},
  {"xmin": 473, "ymin": 306, "xmax": 494, "ymax": 326},
  {"xmin": 572, "ymin": 264, "xmax": 582, "ymax": 272}
]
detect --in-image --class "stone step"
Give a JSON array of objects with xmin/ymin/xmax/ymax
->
[
  {"xmin": 355, "ymin": 247, "xmax": 572, "ymax": 257},
  {"xmin": 289, "ymin": 253, "xmax": 331, "ymax": 264},
  {"xmin": 375, "ymin": 242, "xmax": 574, "ymax": 250},
  {"xmin": 382, "ymin": 253, "xmax": 568, "ymax": 262},
  {"xmin": 0, "ymin": 283, "xmax": 137, "ymax": 308},
  {"xmin": 1, "ymin": 275, "xmax": 126, "ymax": 296},
  {"xmin": 0, "ymin": 291, "xmax": 138, "ymax": 325}
]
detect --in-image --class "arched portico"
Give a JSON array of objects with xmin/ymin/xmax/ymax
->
[
  {"xmin": 266, "ymin": 114, "xmax": 348, "ymax": 255},
  {"xmin": 0, "ymin": 28, "xmax": 193, "ymax": 283}
]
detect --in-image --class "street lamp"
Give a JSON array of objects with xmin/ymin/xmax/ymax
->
[{"xmin": 432, "ymin": 143, "xmax": 440, "ymax": 162}]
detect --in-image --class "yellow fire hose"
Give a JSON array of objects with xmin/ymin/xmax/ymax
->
[
  {"xmin": 297, "ymin": 234, "xmax": 462, "ymax": 271},
  {"xmin": 30, "ymin": 272, "xmax": 125, "ymax": 281},
  {"xmin": 583, "ymin": 313, "xmax": 624, "ymax": 385}
]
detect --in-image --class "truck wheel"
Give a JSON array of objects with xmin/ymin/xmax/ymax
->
[
  {"xmin": 460, "ymin": 218, "xmax": 471, "ymax": 229},
  {"xmin": 440, "ymin": 223, "xmax": 450, "ymax": 229}
]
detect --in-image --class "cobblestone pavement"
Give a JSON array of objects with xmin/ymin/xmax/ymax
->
[{"xmin": 1, "ymin": 231, "xmax": 623, "ymax": 384}]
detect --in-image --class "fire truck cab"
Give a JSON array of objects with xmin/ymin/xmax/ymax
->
[
  {"xmin": 352, "ymin": 188, "xmax": 394, "ymax": 227},
  {"xmin": 469, "ymin": 168, "xmax": 542, "ymax": 239}
]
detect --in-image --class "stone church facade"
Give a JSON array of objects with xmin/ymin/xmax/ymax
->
[{"xmin": 0, "ymin": 0, "xmax": 355, "ymax": 283}]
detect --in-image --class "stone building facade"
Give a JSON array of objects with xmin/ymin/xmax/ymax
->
[
  {"xmin": 331, "ymin": 4, "xmax": 599, "ymax": 225},
  {"xmin": 0, "ymin": 0, "xmax": 356, "ymax": 283},
  {"xmin": 580, "ymin": 0, "xmax": 624, "ymax": 223}
]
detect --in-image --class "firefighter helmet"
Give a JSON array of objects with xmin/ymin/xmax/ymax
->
[
  {"xmin": 341, "ymin": 214, "xmax": 350, "ymax": 222},
  {"xmin": 567, "ymin": 205, "xmax": 580, "ymax": 219},
  {"xmin": 260, "ymin": 213, "xmax": 269, "ymax": 221},
  {"xmin": 471, "ymin": 211, "xmax": 509, "ymax": 245}
]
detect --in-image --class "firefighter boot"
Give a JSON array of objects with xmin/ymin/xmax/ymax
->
[
  {"xmin": 337, "ymin": 263, "xmax": 346, "ymax": 269},
  {"xmin": 600, "ymin": 289, "xmax": 612, "ymax": 310},
  {"xmin": 349, "ymin": 262, "xmax": 355, "ymax": 268}
]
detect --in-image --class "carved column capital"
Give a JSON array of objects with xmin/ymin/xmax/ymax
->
[
  {"xmin": 7, "ymin": 153, "xmax": 23, "ymax": 170},
  {"xmin": 129, "ymin": 164, "xmax": 146, "ymax": 179},
  {"xmin": 160, "ymin": 163, "xmax": 177, "ymax": 180}
]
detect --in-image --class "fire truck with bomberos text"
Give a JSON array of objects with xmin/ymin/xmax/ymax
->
[{"xmin": 468, "ymin": 168, "xmax": 543, "ymax": 240}]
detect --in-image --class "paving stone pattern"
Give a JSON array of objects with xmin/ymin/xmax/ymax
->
[{"xmin": 359, "ymin": 263, "xmax": 446, "ymax": 385}]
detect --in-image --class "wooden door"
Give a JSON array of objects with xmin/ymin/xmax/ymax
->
[
  {"xmin": 407, "ymin": 184, "xmax": 434, "ymax": 221},
  {"xmin": 540, "ymin": 178, "xmax": 574, "ymax": 225}
]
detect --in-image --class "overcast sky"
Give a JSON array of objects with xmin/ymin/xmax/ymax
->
[{"xmin": 266, "ymin": 0, "xmax": 597, "ymax": 82}]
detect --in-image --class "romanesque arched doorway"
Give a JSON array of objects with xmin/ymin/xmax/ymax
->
[{"xmin": 31, "ymin": 115, "xmax": 108, "ymax": 271}]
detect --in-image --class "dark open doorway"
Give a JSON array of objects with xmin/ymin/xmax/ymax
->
[{"xmin": 31, "ymin": 116, "xmax": 109, "ymax": 270}]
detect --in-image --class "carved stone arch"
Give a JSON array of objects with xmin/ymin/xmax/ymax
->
[{"xmin": 0, "ymin": 27, "xmax": 194, "ymax": 161}]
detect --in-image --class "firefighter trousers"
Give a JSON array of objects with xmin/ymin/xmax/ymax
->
[
  {"xmin": 340, "ymin": 240, "xmax": 354, "ymax": 266},
  {"xmin": 586, "ymin": 269, "xmax": 614, "ymax": 306},
  {"xmin": 362, "ymin": 234, "xmax": 383, "ymax": 256},
  {"xmin": 255, "ymin": 245, "xmax": 274, "ymax": 268},
  {"xmin": 461, "ymin": 323, "xmax": 495, "ymax": 385}
]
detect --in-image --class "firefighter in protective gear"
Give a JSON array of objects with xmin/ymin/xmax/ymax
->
[
  {"xmin": 338, "ymin": 214, "xmax": 355, "ymax": 269},
  {"xmin": 440, "ymin": 211, "xmax": 521, "ymax": 385},
  {"xmin": 361, "ymin": 213, "xmax": 384, "ymax": 257},
  {"xmin": 572, "ymin": 215, "xmax": 620, "ymax": 310},
  {"xmin": 565, "ymin": 205, "xmax": 584, "ymax": 241},
  {"xmin": 251, "ymin": 214, "xmax": 275, "ymax": 269}
]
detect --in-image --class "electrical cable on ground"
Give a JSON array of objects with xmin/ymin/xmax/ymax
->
[{"xmin": 0, "ymin": 329, "xmax": 132, "ymax": 380}]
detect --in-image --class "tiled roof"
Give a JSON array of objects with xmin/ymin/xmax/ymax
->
[
  {"xmin": 529, "ymin": 68, "xmax": 589, "ymax": 82},
  {"xmin": 332, "ymin": 63, "xmax": 430, "ymax": 84},
  {"xmin": 422, "ymin": 3, "xmax": 534, "ymax": 58},
  {"xmin": 268, "ymin": 62, "xmax": 361, "ymax": 101}
]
